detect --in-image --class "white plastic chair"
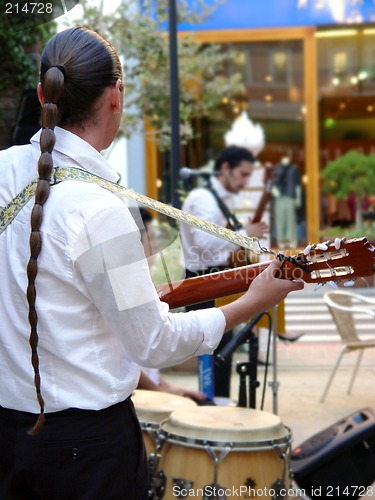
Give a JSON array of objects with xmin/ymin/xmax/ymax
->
[{"xmin": 321, "ymin": 290, "xmax": 375, "ymax": 403}]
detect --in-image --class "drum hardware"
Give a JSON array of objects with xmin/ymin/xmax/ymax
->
[
  {"xmin": 270, "ymin": 479, "xmax": 285, "ymax": 499},
  {"xmin": 145, "ymin": 423, "xmax": 160, "ymax": 446},
  {"xmin": 271, "ymin": 434, "xmax": 293, "ymax": 499},
  {"xmin": 201, "ymin": 444, "xmax": 232, "ymax": 499},
  {"xmin": 203, "ymin": 485, "xmax": 227, "ymax": 500},
  {"xmin": 143, "ymin": 420, "xmax": 165, "ymax": 499},
  {"xmin": 148, "ymin": 434, "xmax": 166, "ymax": 500},
  {"xmin": 171, "ymin": 478, "xmax": 194, "ymax": 497}
]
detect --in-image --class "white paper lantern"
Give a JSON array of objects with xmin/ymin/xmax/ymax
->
[{"xmin": 224, "ymin": 111, "xmax": 265, "ymax": 157}]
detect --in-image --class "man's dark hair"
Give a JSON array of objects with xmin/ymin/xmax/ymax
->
[{"xmin": 214, "ymin": 146, "xmax": 255, "ymax": 172}]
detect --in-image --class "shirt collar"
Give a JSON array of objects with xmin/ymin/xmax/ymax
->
[
  {"xmin": 31, "ymin": 127, "xmax": 120, "ymax": 183},
  {"xmin": 210, "ymin": 175, "xmax": 232, "ymax": 202}
]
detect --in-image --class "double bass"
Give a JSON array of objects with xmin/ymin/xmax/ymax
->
[{"xmin": 229, "ymin": 161, "xmax": 274, "ymax": 268}]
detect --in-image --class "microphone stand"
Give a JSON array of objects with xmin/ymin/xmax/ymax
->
[
  {"xmin": 215, "ymin": 313, "xmax": 265, "ymax": 409},
  {"xmin": 236, "ymin": 329, "xmax": 260, "ymax": 409}
]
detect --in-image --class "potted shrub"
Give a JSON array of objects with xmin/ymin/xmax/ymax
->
[{"xmin": 321, "ymin": 150, "xmax": 375, "ymax": 233}]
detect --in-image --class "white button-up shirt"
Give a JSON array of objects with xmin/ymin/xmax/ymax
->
[
  {"xmin": 0, "ymin": 127, "xmax": 225, "ymax": 413},
  {"xmin": 180, "ymin": 176, "xmax": 247, "ymax": 271}
]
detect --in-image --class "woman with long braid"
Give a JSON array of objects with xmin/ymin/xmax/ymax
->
[{"xmin": 0, "ymin": 27, "xmax": 303, "ymax": 499}]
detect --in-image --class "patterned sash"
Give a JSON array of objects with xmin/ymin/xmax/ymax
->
[{"xmin": 0, "ymin": 167, "xmax": 267, "ymax": 255}]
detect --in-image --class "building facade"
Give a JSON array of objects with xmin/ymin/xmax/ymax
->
[{"xmin": 146, "ymin": 0, "xmax": 375, "ymax": 245}]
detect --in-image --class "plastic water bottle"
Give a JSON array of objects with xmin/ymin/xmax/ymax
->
[{"xmin": 198, "ymin": 354, "xmax": 215, "ymax": 401}]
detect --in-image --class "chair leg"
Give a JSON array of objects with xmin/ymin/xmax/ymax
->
[
  {"xmin": 320, "ymin": 348, "xmax": 346, "ymax": 403},
  {"xmin": 347, "ymin": 350, "xmax": 364, "ymax": 395}
]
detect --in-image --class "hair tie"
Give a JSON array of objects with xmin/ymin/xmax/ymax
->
[{"xmin": 53, "ymin": 65, "xmax": 66, "ymax": 78}]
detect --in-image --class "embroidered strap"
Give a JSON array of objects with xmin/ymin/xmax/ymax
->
[
  {"xmin": 205, "ymin": 181, "xmax": 243, "ymax": 232},
  {"xmin": 0, "ymin": 167, "xmax": 265, "ymax": 254}
]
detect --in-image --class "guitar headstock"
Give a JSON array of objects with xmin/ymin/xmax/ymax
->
[{"xmin": 280, "ymin": 237, "xmax": 375, "ymax": 285}]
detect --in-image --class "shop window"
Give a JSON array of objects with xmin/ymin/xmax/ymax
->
[
  {"xmin": 331, "ymin": 49, "xmax": 352, "ymax": 85},
  {"xmin": 250, "ymin": 49, "xmax": 269, "ymax": 85},
  {"xmin": 248, "ymin": 47, "xmax": 290, "ymax": 86},
  {"xmin": 273, "ymin": 50, "xmax": 289, "ymax": 84},
  {"xmin": 364, "ymin": 46, "xmax": 375, "ymax": 82}
]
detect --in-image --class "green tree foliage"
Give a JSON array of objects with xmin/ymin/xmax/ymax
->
[
  {"xmin": 0, "ymin": 17, "xmax": 56, "ymax": 91},
  {"xmin": 321, "ymin": 150, "xmax": 375, "ymax": 230},
  {"xmin": 72, "ymin": 0, "xmax": 245, "ymax": 151}
]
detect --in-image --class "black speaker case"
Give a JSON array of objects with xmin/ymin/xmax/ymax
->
[{"xmin": 291, "ymin": 407, "xmax": 375, "ymax": 499}]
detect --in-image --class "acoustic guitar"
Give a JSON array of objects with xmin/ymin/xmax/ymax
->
[{"xmin": 157, "ymin": 238, "xmax": 375, "ymax": 309}]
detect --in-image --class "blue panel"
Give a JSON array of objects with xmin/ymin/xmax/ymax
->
[{"xmin": 178, "ymin": 0, "xmax": 375, "ymax": 30}]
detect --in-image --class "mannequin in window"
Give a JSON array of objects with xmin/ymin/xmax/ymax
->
[{"xmin": 271, "ymin": 156, "xmax": 301, "ymax": 249}]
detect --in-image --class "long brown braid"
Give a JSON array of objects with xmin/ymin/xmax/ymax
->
[{"xmin": 26, "ymin": 27, "xmax": 123, "ymax": 435}]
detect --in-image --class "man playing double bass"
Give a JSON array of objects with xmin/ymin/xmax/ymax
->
[{"xmin": 180, "ymin": 145, "xmax": 268, "ymax": 401}]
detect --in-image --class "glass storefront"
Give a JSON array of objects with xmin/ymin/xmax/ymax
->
[
  {"xmin": 317, "ymin": 28, "xmax": 375, "ymax": 235},
  {"xmin": 168, "ymin": 37, "xmax": 308, "ymax": 248},
  {"xmin": 151, "ymin": 22, "xmax": 375, "ymax": 247}
]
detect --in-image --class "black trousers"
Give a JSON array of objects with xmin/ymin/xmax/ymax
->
[
  {"xmin": 185, "ymin": 267, "xmax": 233, "ymax": 399},
  {"xmin": 0, "ymin": 398, "xmax": 148, "ymax": 500}
]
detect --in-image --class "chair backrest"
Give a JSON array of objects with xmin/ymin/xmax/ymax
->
[{"xmin": 324, "ymin": 291, "xmax": 361, "ymax": 344}]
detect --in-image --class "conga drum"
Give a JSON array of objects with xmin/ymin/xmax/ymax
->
[
  {"xmin": 132, "ymin": 389, "xmax": 197, "ymax": 456},
  {"xmin": 158, "ymin": 406, "xmax": 293, "ymax": 499},
  {"xmin": 132, "ymin": 390, "xmax": 198, "ymax": 498}
]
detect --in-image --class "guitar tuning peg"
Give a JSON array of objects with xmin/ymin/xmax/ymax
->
[
  {"xmin": 303, "ymin": 244, "xmax": 312, "ymax": 255},
  {"xmin": 334, "ymin": 237, "xmax": 341, "ymax": 250},
  {"xmin": 329, "ymin": 281, "xmax": 339, "ymax": 289},
  {"xmin": 343, "ymin": 280, "xmax": 355, "ymax": 287},
  {"xmin": 314, "ymin": 283, "xmax": 325, "ymax": 292},
  {"xmin": 316, "ymin": 243, "xmax": 329, "ymax": 251}
]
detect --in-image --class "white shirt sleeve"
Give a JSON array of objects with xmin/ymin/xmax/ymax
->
[{"xmin": 71, "ymin": 205, "xmax": 226, "ymax": 369}]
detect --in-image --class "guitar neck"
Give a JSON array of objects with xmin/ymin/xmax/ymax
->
[
  {"xmin": 252, "ymin": 181, "xmax": 273, "ymax": 223},
  {"xmin": 156, "ymin": 260, "xmax": 273, "ymax": 309},
  {"xmin": 156, "ymin": 237, "xmax": 375, "ymax": 309}
]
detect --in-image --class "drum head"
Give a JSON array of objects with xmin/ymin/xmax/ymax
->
[
  {"xmin": 132, "ymin": 389, "xmax": 197, "ymax": 424},
  {"xmin": 161, "ymin": 406, "xmax": 289, "ymax": 443}
]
